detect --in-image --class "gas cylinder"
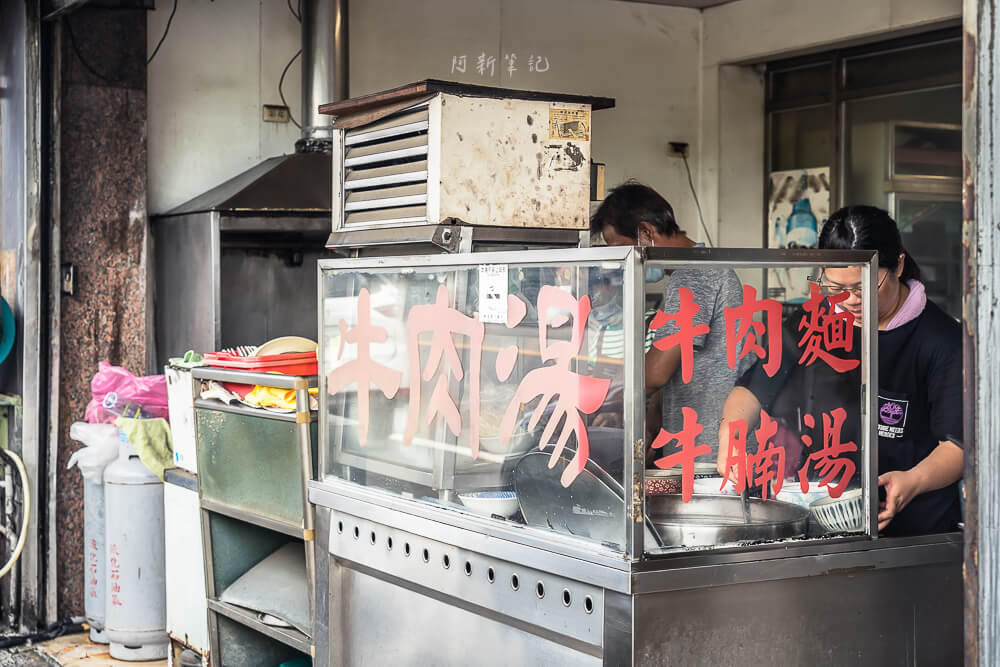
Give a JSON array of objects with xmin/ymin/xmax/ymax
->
[
  {"xmin": 68, "ymin": 421, "xmax": 119, "ymax": 644},
  {"xmin": 82, "ymin": 477, "xmax": 107, "ymax": 643},
  {"xmin": 104, "ymin": 434, "xmax": 167, "ymax": 661}
]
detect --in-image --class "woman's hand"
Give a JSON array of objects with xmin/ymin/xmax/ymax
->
[
  {"xmin": 877, "ymin": 469, "xmax": 923, "ymax": 531},
  {"xmin": 877, "ymin": 440, "xmax": 963, "ymax": 532}
]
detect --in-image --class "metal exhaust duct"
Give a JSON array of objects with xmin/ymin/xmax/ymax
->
[{"xmin": 298, "ymin": 0, "xmax": 348, "ymax": 153}]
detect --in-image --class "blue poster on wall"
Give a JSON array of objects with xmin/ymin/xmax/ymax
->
[{"xmin": 767, "ymin": 167, "xmax": 830, "ymax": 303}]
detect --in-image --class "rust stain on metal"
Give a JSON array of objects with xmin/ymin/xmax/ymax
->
[
  {"xmin": 632, "ymin": 439, "xmax": 645, "ymax": 523},
  {"xmin": 964, "ymin": 29, "xmax": 977, "ymax": 105},
  {"xmin": 632, "ymin": 473, "xmax": 643, "ymax": 523},
  {"xmin": 962, "ymin": 155, "xmax": 976, "ymax": 338}
]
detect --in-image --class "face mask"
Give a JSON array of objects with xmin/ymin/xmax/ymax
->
[
  {"xmin": 589, "ymin": 300, "xmax": 621, "ymax": 326},
  {"xmin": 645, "ymin": 267, "xmax": 665, "ymax": 283}
]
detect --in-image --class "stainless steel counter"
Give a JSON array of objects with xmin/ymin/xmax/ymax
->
[{"xmin": 309, "ymin": 478, "xmax": 962, "ymax": 666}]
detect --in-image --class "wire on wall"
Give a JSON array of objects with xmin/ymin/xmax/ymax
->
[
  {"xmin": 63, "ymin": 17, "xmax": 118, "ymax": 84},
  {"xmin": 682, "ymin": 154, "xmax": 714, "ymax": 248},
  {"xmin": 147, "ymin": 0, "xmax": 179, "ymax": 65},
  {"xmin": 288, "ymin": 0, "xmax": 302, "ymax": 22},
  {"xmin": 279, "ymin": 49, "xmax": 303, "ymax": 130}
]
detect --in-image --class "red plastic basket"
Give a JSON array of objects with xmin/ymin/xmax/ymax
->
[{"xmin": 204, "ymin": 351, "xmax": 318, "ymax": 376}]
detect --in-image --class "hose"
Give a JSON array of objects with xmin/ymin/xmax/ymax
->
[
  {"xmin": 0, "ymin": 447, "xmax": 30, "ymax": 580},
  {"xmin": 0, "ymin": 618, "xmax": 86, "ymax": 649}
]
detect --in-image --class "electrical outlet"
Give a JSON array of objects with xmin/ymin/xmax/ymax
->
[
  {"xmin": 669, "ymin": 141, "xmax": 690, "ymax": 158},
  {"xmin": 263, "ymin": 104, "xmax": 290, "ymax": 123}
]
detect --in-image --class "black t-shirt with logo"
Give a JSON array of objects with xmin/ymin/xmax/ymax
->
[{"xmin": 737, "ymin": 298, "xmax": 962, "ymax": 536}]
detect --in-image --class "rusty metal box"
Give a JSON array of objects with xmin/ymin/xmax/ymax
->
[{"xmin": 321, "ymin": 80, "xmax": 614, "ymax": 232}]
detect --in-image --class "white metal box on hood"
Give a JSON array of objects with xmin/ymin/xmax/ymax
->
[{"xmin": 325, "ymin": 81, "xmax": 614, "ymax": 232}]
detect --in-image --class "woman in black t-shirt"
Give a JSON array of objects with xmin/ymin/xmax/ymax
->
[{"xmin": 716, "ymin": 206, "xmax": 963, "ymax": 536}]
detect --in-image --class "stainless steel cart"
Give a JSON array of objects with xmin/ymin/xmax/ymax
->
[
  {"xmin": 310, "ymin": 246, "xmax": 963, "ymax": 666},
  {"xmin": 192, "ymin": 367, "xmax": 318, "ymax": 666}
]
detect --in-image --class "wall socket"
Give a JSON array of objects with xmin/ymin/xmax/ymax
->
[
  {"xmin": 669, "ymin": 141, "xmax": 690, "ymax": 158},
  {"xmin": 263, "ymin": 104, "xmax": 290, "ymax": 123}
]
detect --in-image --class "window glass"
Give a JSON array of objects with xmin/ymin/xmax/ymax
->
[
  {"xmin": 769, "ymin": 62, "xmax": 833, "ymax": 106},
  {"xmin": 844, "ymin": 39, "xmax": 961, "ymax": 91},
  {"xmin": 770, "ymin": 107, "xmax": 834, "ymax": 172},
  {"xmin": 322, "ymin": 260, "xmax": 630, "ymax": 553},
  {"xmin": 641, "ymin": 258, "xmax": 872, "ymax": 555},
  {"xmin": 844, "ymin": 87, "xmax": 961, "ymax": 208}
]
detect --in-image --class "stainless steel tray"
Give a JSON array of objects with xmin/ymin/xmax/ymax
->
[{"xmin": 646, "ymin": 494, "xmax": 809, "ymax": 547}]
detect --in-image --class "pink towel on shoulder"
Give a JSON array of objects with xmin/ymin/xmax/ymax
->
[{"xmin": 885, "ymin": 280, "xmax": 927, "ymax": 331}]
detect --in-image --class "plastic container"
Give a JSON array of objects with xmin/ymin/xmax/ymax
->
[{"xmin": 203, "ymin": 351, "xmax": 318, "ymax": 376}]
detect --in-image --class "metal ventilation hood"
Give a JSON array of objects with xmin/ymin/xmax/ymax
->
[
  {"xmin": 159, "ymin": 0, "xmax": 346, "ymax": 219},
  {"xmin": 161, "ymin": 153, "xmax": 331, "ymax": 217}
]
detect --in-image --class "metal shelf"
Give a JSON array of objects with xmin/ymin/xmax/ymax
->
[
  {"xmin": 192, "ymin": 366, "xmax": 319, "ymax": 389},
  {"xmin": 201, "ymin": 498, "xmax": 305, "ymax": 540},
  {"xmin": 207, "ymin": 599, "xmax": 312, "ymax": 654},
  {"xmin": 194, "ymin": 398, "xmax": 317, "ymax": 424},
  {"xmin": 193, "ymin": 368, "xmax": 318, "ymax": 665}
]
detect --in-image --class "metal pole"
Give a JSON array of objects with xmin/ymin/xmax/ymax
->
[
  {"xmin": 963, "ymin": 1, "xmax": 1000, "ymax": 664},
  {"xmin": 298, "ymin": 0, "xmax": 347, "ymax": 152}
]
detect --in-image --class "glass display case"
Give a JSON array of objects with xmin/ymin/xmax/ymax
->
[{"xmin": 318, "ymin": 246, "xmax": 879, "ymax": 559}]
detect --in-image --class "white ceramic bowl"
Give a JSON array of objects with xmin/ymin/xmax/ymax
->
[
  {"xmin": 458, "ymin": 490, "xmax": 519, "ymax": 518},
  {"xmin": 810, "ymin": 488, "xmax": 864, "ymax": 532}
]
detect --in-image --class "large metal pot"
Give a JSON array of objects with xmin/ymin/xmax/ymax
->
[{"xmin": 646, "ymin": 494, "xmax": 809, "ymax": 547}]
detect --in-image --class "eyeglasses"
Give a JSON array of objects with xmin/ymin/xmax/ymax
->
[{"xmin": 809, "ymin": 270, "xmax": 889, "ymax": 298}]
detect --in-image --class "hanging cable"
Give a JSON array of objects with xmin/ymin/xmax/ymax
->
[
  {"xmin": 0, "ymin": 447, "xmax": 30, "ymax": 581},
  {"xmin": 63, "ymin": 17, "xmax": 118, "ymax": 84},
  {"xmin": 147, "ymin": 0, "xmax": 179, "ymax": 65},
  {"xmin": 279, "ymin": 49, "xmax": 303, "ymax": 130},
  {"xmin": 681, "ymin": 153, "xmax": 714, "ymax": 248},
  {"xmin": 288, "ymin": 0, "xmax": 301, "ymax": 21}
]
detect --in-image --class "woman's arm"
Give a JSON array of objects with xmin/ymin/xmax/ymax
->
[
  {"xmin": 715, "ymin": 386, "xmax": 762, "ymax": 476},
  {"xmin": 878, "ymin": 439, "xmax": 963, "ymax": 531}
]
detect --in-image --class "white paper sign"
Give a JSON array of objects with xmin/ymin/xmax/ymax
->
[{"xmin": 478, "ymin": 264, "xmax": 508, "ymax": 323}]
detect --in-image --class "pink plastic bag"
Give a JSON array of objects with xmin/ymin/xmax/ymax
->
[{"xmin": 85, "ymin": 361, "xmax": 169, "ymax": 424}]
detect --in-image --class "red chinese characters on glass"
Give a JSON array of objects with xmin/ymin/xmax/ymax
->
[
  {"xmin": 724, "ymin": 285, "xmax": 783, "ymax": 377},
  {"xmin": 404, "ymin": 284, "xmax": 486, "ymax": 456},
  {"xmin": 749, "ymin": 410, "xmax": 785, "ymax": 499},
  {"xmin": 651, "ymin": 407, "xmax": 712, "ymax": 502},
  {"xmin": 797, "ymin": 407, "xmax": 857, "ymax": 498},
  {"xmin": 719, "ymin": 417, "xmax": 750, "ymax": 495},
  {"xmin": 717, "ymin": 414, "xmax": 789, "ymax": 499},
  {"xmin": 326, "ymin": 288, "xmax": 403, "ymax": 446},
  {"xmin": 648, "ymin": 287, "xmax": 710, "ymax": 384},
  {"xmin": 797, "ymin": 283, "xmax": 860, "ymax": 373},
  {"xmin": 499, "ymin": 286, "xmax": 611, "ymax": 487}
]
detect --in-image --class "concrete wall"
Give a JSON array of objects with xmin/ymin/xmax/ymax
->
[
  {"xmin": 147, "ymin": 0, "xmax": 706, "ymax": 237},
  {"xmin": 700, "ymin": 0, "xmax": 962, "ymax": 249},
  {"xmin": 349, "ymin": 0, "xmax": 704, "ymax": 236},
  {"xmin": 147, "ymin": 0, "xmax": 302, "ymax": 214}
]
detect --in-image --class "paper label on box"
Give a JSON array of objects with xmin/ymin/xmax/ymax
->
[
  {"xmin": 549, "ymin": 107, "xmax": 591, "ymax": 141},
  {"xmin": 478, "ymin": 264, "xmax": 508, "ymax": 323}
]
